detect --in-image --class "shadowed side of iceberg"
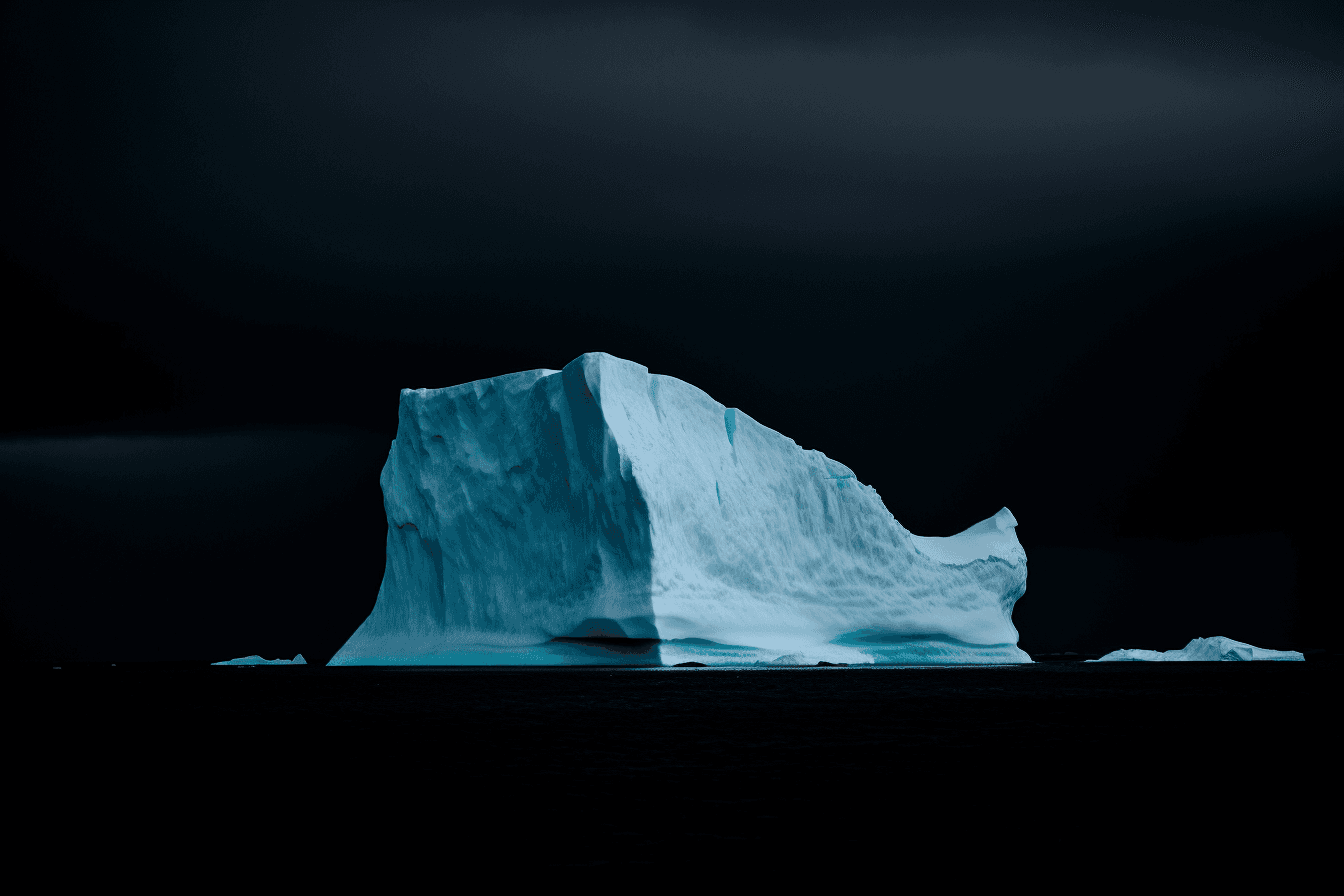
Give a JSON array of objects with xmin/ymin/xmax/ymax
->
[
  {"xmin": 330, "ymin": 356, "xmax": 660, "ymax": 666},
  {"xmin": 325, "ymin": 639, "xmax": 660, "ymax": 666}
]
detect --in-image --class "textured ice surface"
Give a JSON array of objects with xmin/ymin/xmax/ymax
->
[
  {"xmin": 1089, "ymin": 637, "xmax": 1303, "ymax": 662},
  {"xmin": 330, "ymin": 353, "xmax": 1029, "ymax": 666},
  {"xmin": 212, "ymin": 654, "xmax": 307, "ymax": 666}
]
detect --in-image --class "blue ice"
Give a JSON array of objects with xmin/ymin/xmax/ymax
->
[{"xmin": 330, "ymin": 353, "xmax": 1030, "ymax": 666}]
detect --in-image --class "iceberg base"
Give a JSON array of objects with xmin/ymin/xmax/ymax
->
[{"xmin": 326, "ymin": 636, "xmax": 1031, "ymax": 667}]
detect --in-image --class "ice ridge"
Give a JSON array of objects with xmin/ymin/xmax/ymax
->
[
  {"xmin": 1088, "ymin": 636, "xmax": 1303, "ymax": 662},
  {"xmin": 212, "ymin": 654, "xmax": 307, "ymax": 666},
  {"xmin": 330, "ymin": 352, "xmax": 1030, "ymax": 666}
]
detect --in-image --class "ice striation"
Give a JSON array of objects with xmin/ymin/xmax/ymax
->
[
  {"xmin": 330, "ymin": 353, "xmax": 1030, "ymax": 666},
  {"xmin": 213, "ymin": 654, "xmax": 307, "ymax": 666},
  {"xmin": 1088, "ymin": 636, "xmax": 1303, "ymax": 662}
]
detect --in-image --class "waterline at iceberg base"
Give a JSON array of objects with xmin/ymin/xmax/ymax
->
[{"xmin": 329, "ymin": 353, "xmax": 1030, "ymax": 667}]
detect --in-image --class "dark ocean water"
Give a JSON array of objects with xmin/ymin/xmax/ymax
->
[{"xmin": 13, "ymin": 659, "xmax": 1333, "ymax": 880}]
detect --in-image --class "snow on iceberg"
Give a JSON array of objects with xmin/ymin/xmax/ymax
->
[
  {"xmin": 329, "ymin": 352, "xmax": 1030, "ymax": 666},
  {"xmin": 1088, "ymin": 637, "xmax": 1303, "ymax": 662},
  {"xmin": 212, "ymin": 654, "xmax": 307, "ymax": 666}
]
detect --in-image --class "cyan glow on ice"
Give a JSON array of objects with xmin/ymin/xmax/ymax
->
[{"xmin": 330, "ymin": 353, "xmax": 1029, "ymax": 666}]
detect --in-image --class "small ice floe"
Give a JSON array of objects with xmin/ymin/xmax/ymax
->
[
  {"xmin": 212, "ymin": 654, "xmax": 307, "ymax": 666},
  {"xmin": 759, "ymin": 653, "xmax": 857, "ymax": 666},
  {"xmin": 1088, "ymin": 636, "xmax": 1303, "ymax": 662}
]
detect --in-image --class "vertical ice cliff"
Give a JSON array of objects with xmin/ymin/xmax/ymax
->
[{"xmin": 330, "ymin": 353, "xmax": 1029, "ymax": 665}]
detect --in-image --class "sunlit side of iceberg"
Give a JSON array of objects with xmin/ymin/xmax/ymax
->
[
  {"xmin": 330, "ymin": 353, "xmax": 1030, "ymax": 666},
  {"xmin": 1088, "ymin": 637, "xmax": 1303, "ymax": 662},
  {"xmin": 212, "ymin": 654, "xmax": 307, "ymax": 666}
]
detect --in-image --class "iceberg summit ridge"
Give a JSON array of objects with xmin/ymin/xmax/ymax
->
[
  {"xmin": 330, "ymin": 352, "xmax": 1030, "ymax": 666},
  {"xmin": 1089, "ymin": 636, "xmax": 1303, "ymax": 662},
  {"xmin": 213, "ymin": 654, "xmax": 306, "ymax": 666}
]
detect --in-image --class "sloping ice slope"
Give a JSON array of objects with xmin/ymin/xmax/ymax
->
[{"xmin": 330, "ymin": 353, "xmax": 1029, "ymax": 666}]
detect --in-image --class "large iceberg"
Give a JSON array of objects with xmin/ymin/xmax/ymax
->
[
  {"xmin": 1089, "ymin": 637, "xmax": 1303, "ymax": 662},
  {"xmin": 330, "ymin": 353, "xmax": 1029, "ymax": 666}
]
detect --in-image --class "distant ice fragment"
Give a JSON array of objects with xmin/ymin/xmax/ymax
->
[
  {"xmin": 1088, "ymin": 637, "xmax": 1302, "ymax": 662},
  {"xmin": 330, "ymin": 352, "xmax": 1030, "ymax": 667},
  {"xmin": 212, "ymin": 654, "xmax": 307, "ymax": 666}
]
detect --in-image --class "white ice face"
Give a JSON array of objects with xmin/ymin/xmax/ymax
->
[
  {"xmin": 1088, "ymin": 636, "xmax": 1303, "ymax": 662},
  {"xmin": 329, "ymin": 353, "xmax": 1029, "ymax": 666}
]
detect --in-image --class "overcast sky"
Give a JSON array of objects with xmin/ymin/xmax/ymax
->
[{"xmin": 9, "ymin": 3, "xmax": 1343, "ymax": 303}]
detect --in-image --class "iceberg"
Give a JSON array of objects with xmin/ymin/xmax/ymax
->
[
  {"xmin": 212, "ymin": 654, "xmax": 307, "ymax": 666},
  {"xmin": 1088, "ymin": 637, "xmax": 1303, "ymax": 662},
  {"xmin": 330, "ymin": 353, "xmax": 1029, "ymax": 666}
]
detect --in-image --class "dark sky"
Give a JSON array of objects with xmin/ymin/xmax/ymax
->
[{"xmin": 3, "ymin": 1, "xmax": 1340, "ymax": 662}]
